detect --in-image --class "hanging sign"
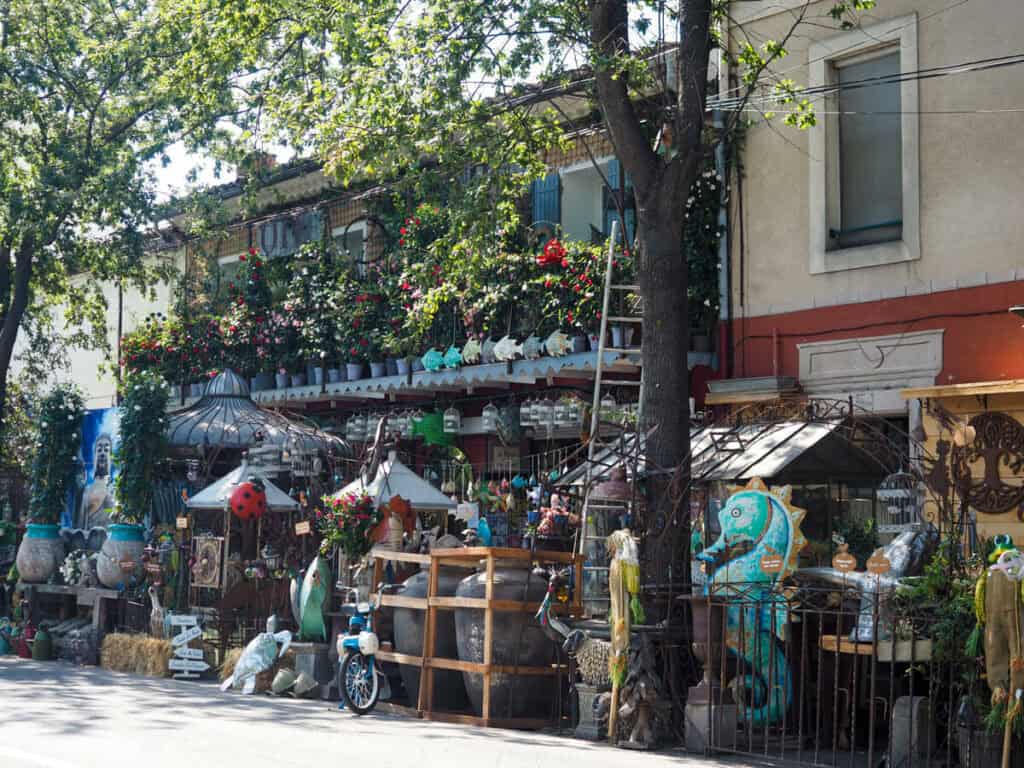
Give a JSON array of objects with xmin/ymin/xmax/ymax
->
[
  {"xmin": 866, "ymin": 551, "xmax": 892, "ymax": 575},
  {"xmin": 169, "ymin": 659, "xmax": 210, "ymax": 673},
  {"xmin": 171, "ymin": 625, "xmax": 203, "ymax": 647},
  {"xmin": 295, "ymin": 521, "xmax": 311, "ymax": 536},
  {"xmin": 832, "ymin": 547, "xmax": 858, "ymax": 573},
  {"xmin": 174, "ymin": 647, "xmax": 205, "ymax": 661},
  {"xmin": 176, "ymin": 516, "xmax": 190, "ymax": 530},
  {"xmin": 169, "ymin": 614, "xmax": 198, "ymax": 627},
  {"xmin": 760, "ymin": 553, "xmax": 785, "ymax": 575}
]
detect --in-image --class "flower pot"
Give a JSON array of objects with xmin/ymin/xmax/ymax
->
[
  {"xmin": 97, "ymin": 524, "xmax": 145, "ymax": 589},
  {"xmin": 396, "ymin": 358, "xmax": 411, "ymax": 376},
  {"xmin": 588, "ymin": 333, "xmax": 602, "ymax": 351},
  {"xmin": 346, "ymin": 363, "xmax": 365, "ymax": 381},
  {"xmin": 274, "ymin": 372, "xmax": 289, "ymax": 389},
  {"xmin": 290, "ymin": 373, "xmax": 307, "ymax": 388},
  {"xmin": 306, "ymin": 363, "xmax": 318, "ymax": 383},
  {"xmin": 610, "ymin": 325, "xmax": 625, "ymax": 348},
  {"xmin": 16, "ymin": 523, "xmax": 63, "ymax": 583},
  {"xmin": 327, "ymin": 368, "xmax": 343, "ymax": 384},
  {"xmin": 251, "ymin": 373, "xmax": 275, "ymax": 392},
  {"xmin": 386, "ymin": 358, "xmax": 399, "ymax": 376},
  {"xmin": 572, "ymin": 335, "xmax": 588, "ymax": 354},
  {"xmin": 369, "ymin": 361, "xmax": 387, "ymax": 378},
  {"xmin": 691, "ymin": 334, "xmax": 711, "ymax": 354},
  {"xmin": 411, "ymin": 358, "xmax": 425, "ymax": 373},
  {"xmin": 189, "ymin": 382, "xmax": 205, "ymax": 398},
  {"xmin": 312, "ymin": 366, "xmax": 325, "ymax": 386}
]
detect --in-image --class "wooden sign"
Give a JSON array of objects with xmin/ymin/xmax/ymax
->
[
  {"xmin": 760, "ymin": 553, "xmax": 785, "ymax": 574},
  {"xmin": 169, "ymin": 614, "xmax": 198, "ymax": 627},
  {"xmin": 174, "ymin": 647, "xmax": 205, "ymax": 660},
  {"xmin": 168, "ymin": 659, "xmax": 210, "ymax": 673},
  {"xmin": 867, "ymin": 552, "xmax": 892, "ymax": 575},
  {"xmin": 119, "ymin": 559, "xmax": 137, "ymax": 573},
  {"xmin": 176, "ymin": 516, "xmax": 189, "ymax": 530},
  {"xmin": 832, "ymin": 551, "xmax": 858, "ymax": 572},
  {"xmin": 171, "ymin": 625, "xmax": 202, "ymax": 646},
  {"xmin": 295, "ymin": 521, "xmax": 311, "ymax": 536}
]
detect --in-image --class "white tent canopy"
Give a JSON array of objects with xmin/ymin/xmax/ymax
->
[
  {"xmin": 187, "ymin": 461, "xmax": 299, "ymax": 512},
  {"xmin": 335, "ymin": 452, "xmax": 456, "ymax": 510}
]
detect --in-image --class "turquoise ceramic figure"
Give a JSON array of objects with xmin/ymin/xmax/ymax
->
[
  {"xmin": 289, "ymin": 556, "xmax": 331, "ymax": 642},
  {"xmin": 697, "ymin": 478, "xmax": 806, "ymax": 726}
]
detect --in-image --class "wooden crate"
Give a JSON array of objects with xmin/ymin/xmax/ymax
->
[{"xmin": 369, "ymin": 546, "xmax": 583, "ymax": 728}]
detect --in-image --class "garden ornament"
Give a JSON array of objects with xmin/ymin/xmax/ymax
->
[
  {"xmin": 493, "ymin": 335, "xmax": 523, "ymax": 361},
  {"xmin": 697, "ymin": 478, "xmax": 807, "ymax": 726},
  {"xmin": 220, "ymin": 615, "xmax": 293, "ymax": 695},
  {"xmin": 544, "ymin": 330, "xmax": 573, "ymax": 357},
  {"xmin": 148, "ymin": 585, "xmax": 166, "ymax": 639},
  {"xmin": 461, "ymin": 337, "xmax": 482, "ymax": 364},
  {"xmin": 607, "ymin": 528, "xmax": 642, "ymax": 740},
  {"xmin": 289, "ymin": 555, "xmax": 331, "ymax": 641},
  {"xmin": 521, "ymin": 335, "xmax": 543, "ymax": 360},
  {"xmin": 481, "ymin": 337, "xmax": 497, "ymax": 364},
  {"xmin": 421, "ymin": 348, "xmax": 444, "ymax": 372},
  {"xmin": 443, "ymin": 345, "xmax": 462, "ymax": 369},
  {"xmin": 793, "ymin": 528, "xmax": 937, "ymax": 643},
  {"xmin": 228, "ymin": 477, "xmax": 267, "ymax": 521}
]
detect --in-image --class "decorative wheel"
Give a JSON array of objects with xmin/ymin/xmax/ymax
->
[{"xmin": 341, "ymin": 651, "xmax": 379, "ymax": 715}]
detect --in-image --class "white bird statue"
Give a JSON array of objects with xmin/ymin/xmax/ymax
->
[
  {"xmin": 220, "ymin": 615, "xmax": 293, "ymax": 695},
  {"xmin": 148, "ymin": 586, "xmax": 165, "ymax": 639}
]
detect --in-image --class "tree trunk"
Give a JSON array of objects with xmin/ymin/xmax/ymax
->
[{"xmin": 0, "ymin": 240, "xmax": 35, "ymax": 440}]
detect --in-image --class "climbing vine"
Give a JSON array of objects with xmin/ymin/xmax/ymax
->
[{"xmin": 29, "ymin": 385, "xmax": 85, "ymax": 524}]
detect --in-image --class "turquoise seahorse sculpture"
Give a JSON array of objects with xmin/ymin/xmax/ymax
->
[{"xmin": 697, "ymin": 478, "xmax": 806, "ymax": 726}]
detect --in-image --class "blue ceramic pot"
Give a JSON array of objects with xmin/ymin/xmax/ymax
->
[
  {"xmin": 97, "ymin": 524, "xmax": 144, "ymax": 588},
  {"xmin": 16, "ymin": 523, "xmax": 63, "ymax": 583}
]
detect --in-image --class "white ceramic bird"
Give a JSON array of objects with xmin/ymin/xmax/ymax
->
[
  {"xmin": 544, "ymin": 330, "xmax": 573, "ymax": 357},
  {"xmin": 220, "ymin": 615, "xmax": 293, "ymax": 694},
  {"xmin": 148, "ymin": 586, "xmax": 165, "ymax": 639},
  {"xmin": 461, "ymin": 337, "xmax": 482, "ymax": 364},
  {"xmin": 494, "ymin": 335, "xmax": 523, "ymax": 362}
]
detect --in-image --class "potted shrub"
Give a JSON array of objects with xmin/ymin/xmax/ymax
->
[
  {"xmin": 97, "ymin": 373, "xmax": 169, "ymax": 588},
  {"xmin": 345, "ymin": 342, "xmax": 367, "ymax": 381},
  {"xmin": 17, "ymin": 385, "xmax": 85, "ymax": 582}
]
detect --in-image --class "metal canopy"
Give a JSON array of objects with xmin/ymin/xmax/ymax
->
[
  {"xmin": 166, "ymin": 369, "xmax": 347, "ymax": 455},
  {"xmin": 335, "ymin": 452, "xmax": 456, "ymax": 510},
  {"xmin": 186, "ymin": 461, "xmax": 300, "ymax": 512}
]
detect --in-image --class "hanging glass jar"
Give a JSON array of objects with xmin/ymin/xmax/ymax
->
[
  {"xmin": 443, "ymin": 405, "xmax": 462, "ymax": 434},
  {"xmin": 481, "ymin": 402, "xmax": 499, "ymax": 432}
]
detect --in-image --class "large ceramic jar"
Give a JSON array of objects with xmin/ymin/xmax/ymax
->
[
  {"xmin": 16, "ymin": 523, "xmax": 64, "ymax": 583},
  {"xmin": 97, "ymin": 524, "xmax": 145, "ymax": 588},
  {"xmin": 455, "ymin": 563, "xmax": 561, "ymax": 720},
  {"xmin": 393, "ymin": 569, "xmax": 469, "ymax": 711}
]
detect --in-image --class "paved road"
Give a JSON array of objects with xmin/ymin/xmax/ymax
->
[{"xmin": 0, "ymin": 659, "xmax": 723, "ymax": 768}]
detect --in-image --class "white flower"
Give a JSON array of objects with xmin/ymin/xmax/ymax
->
[
  {"xmin": 133, "ymin": 405, "xmax": 142, "ymax": 412},
  {"xmin": 686, "ymin": 197, "xmax": 695, "ymax": 207},
  {"xmin": 704, "ymin": 298, "xmax": 712, "ymax": 307}
]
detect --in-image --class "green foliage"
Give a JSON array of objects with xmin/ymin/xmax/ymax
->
[
  {"xmin": 684, "ymin": 168, "xmax": 725, "ymax": 333},
  {"xmin": 832, "ymin": 515, "xmax": 878, "ymax": 566},
  {"xmin": 114, "ymin": 373, "xmax": 169, "ymax": 525},
  {"xmin": 0, "ymin": 377, "xmax": 41, "ymax": 477},
  {"xmin": 28, "ymin": 385, "xmax": 85, "ymax": 524}
]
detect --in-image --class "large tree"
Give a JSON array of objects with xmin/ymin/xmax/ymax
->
[
  {"xmin": 0, "ymin": 0, "xmax": 230, "ymax": 433},
  {"xmin": 159, "ymin": 0, "xmax": 872, "ymax": 595}
]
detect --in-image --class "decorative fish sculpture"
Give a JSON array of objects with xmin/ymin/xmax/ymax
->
[
  {"xmin": 522, "ymin": 335, "xmax": 543, "ymax": 360},
  {"xmin": 220, "ymin": 615, "xmax": 293, "ymax": 694},
  {"xmin": 494, "ymin": 335, "xmax": 523, "ymax": 362},
  {"xmin": 289, "ymin": 556, "xmax": 331, "ymax": 642},
  {"xmin": 461, "ymin": 337, "xmax": 482, "ymax": 364},
  {"xmin": 443, "ymin": 345, "xmax": 462, "ymax": 369},
  {"xmin": 511, "ymin": 474, "xmax": 526, "ymax": 490},
  {"xmin": 544, "ymin": 330, "xmax": 573, "ymax": 357},
  {"xmin": 421, "ymin": 348, "xmax": 444, "ymax": 372},
  {"xmin": 481, "ymin": 337, "xmax": 497, "ymax": 364}
]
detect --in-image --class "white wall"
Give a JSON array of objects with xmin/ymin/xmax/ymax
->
[{"xmin": 560, "ymin": 160, "xmax": 610, "ymax": 242}]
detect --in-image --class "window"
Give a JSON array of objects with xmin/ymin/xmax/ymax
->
[
  {"xmin": 808, "ymin": 14, "xmax": 919, "ymax": 274},
  {"xmin": 332, "ymin": 221, "xmax": 367, "ymax": 275},
  {"xmin": 832, "ymin": 52, "xmax": 902, "ymax": 249}
]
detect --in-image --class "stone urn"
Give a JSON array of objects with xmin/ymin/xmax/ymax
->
[
  {"xmin": 16, "ymin": 523, "xmax": 64, "ymax": 583},
  {"xmin": 97, "ymin": 524, "xmax": 145, "ymax": 588},
  {"xmin": 455, "ymin": 562, "xmax": 559, "ymax": 720},
  {"xmin": 393, "ymin": 568, "xmax": 469, "ymax": 710}
]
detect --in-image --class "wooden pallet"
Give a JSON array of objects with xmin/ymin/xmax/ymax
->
[{"xmin": 369, "ymin": 546, "xmax": 583, "ymax": 728}]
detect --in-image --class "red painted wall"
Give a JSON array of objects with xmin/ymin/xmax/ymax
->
[{"xmin": 726, "ymin": 279, "xmax": 1024, "ymax": 386}]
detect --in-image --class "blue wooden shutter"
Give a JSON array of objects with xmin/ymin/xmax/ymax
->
[
  {"xmin": 604, "ymin": 158, "xmax": 635, "ymax": 245},
  {"xmin": 531, "ymin": 172, "xmax": 561, "ymax": 227}
]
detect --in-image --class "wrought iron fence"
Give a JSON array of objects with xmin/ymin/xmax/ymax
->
[{"xmin": 687, "ymin": 582, "xmax": 993, "ymax": 768}]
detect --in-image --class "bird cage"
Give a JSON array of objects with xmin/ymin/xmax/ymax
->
[
  {"xmin": 345, "ymin": 413, "xmax": 366, "ymax": 443},
  {"xmin": 519, "ymin": 397, "xmax": 536, "ymax": 427},
  {"xmin": 443, "ymin": 406, "xmax": 461, "ymax": 434},
  {"xmin": 481, "ymin": 402, "xmax": 499, "ymax": 432},
  {"xmin": 532, "ymin": 398, "xmax": 554, "ymax": 431},
  {"xmin": 876, "ymin": 471, "xmax": 921, "ymax": 533}
]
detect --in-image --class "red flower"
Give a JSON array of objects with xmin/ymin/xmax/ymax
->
[
  {"xmin": 359, "ymin": 338, "xmax": 368, "ymax": 346},
  {"xmin": 229, "ymin": 325, "xmax": 238, "ymax": 334},
  {"xmin": 350, "ymin": 347, "xmax": 358, "ymax": 355},
  {"xmin": 544, "ymin": 278, "xmax": 553, "ymax": 288},
  {"xmin": 567, "ymin": 311, "xmax": 575, "ymax": 324},
  {"xmin": 432, "ymin": 265, "xmax": 441, "ymax": 275},
  {"xmin": 236, "ymin": 297, "xmax": 244, "ymax": 305},
  {"xmin": 415, "ymin": 218, "xmax": 421, "ymax": 225},
  {"xmin": 248, "ymin": 247, "xmax": 257, "ymax": 256},
  {"xmin": 239, "ymin": 254, "xmax": 247, "ymax": 262},
  {"xmin": 399, "ymin": 227, "xmax": 407, "ymax": 235},
  {"xmin": 352, "ymin": 319, "xmax": 361, "ymax": 328},
  {"xmin": 399, "ymin": 238, "xmax": 405, "ymax": 246},
  {"xmin": 560, "ymin": 258, "xmax": 569, "ymax": 268},
  {"xmin": 400, "ymin": 281, "xmax": 411, "ymax": 291}
]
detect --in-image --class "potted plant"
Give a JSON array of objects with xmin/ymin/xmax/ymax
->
[
  {"xmin": 316, "ymin": 492, "xmax": 382, "ymax": 561},
  {"xmin": 345, "ymin": 341, "xmax": 367, "ymax": 381},
  {"xmin": 96, "ymin": 373, "xmax": 168, "ymax": 588},
  {"xmin": 17, "ymin": 385, "xmax": 85, "ymax": 582}
]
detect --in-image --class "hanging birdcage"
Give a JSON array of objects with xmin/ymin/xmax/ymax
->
[
  {"xmin": 443, "ymin": 406, "xmax": 462, "ymax": 434},
  {"xmin": 393, "ymin": 410, "xmax": 412, "ymax": 436},
  {"xmin": 565, "ymin": 397, "xmax": 582, "ymax": 425},
  {"xmin": 345, "ymin": 413, "xmax": 366, "ymax": 443},
  {"xmin": 553, "ymin": 400, "xmax": 571, "ymax": 428},
  {"xmin": 481, "ymin": 402, "xmax": 499, "ymax": 432},
  {"xmin": 519, "ymin": 397, "xmax": 535, "ymax": 427},
  {"xmin": 876, "ymin": 471, "xmax": 921, "ymax": 533},
  {"xmin": 533, "ymin": 398, "xmax": 554, "ymax": 431}
]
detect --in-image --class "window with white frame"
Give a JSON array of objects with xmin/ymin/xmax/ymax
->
[{"xmin": 808, "ymin": 14, "xmax": 919, "ymax": 274}]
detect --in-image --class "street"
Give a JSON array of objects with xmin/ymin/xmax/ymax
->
[{"xmin": 0, "ymin": 659, "xmax": 721, "ymax": 768}]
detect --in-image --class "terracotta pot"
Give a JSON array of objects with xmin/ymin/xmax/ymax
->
[
  {"xmin": 16, "ymin": 523, "xmax": 63, "ymax": 583},
  {"xmin": 455, "ymin": 563, "xmax": 560, "ymax": 720},
  {"xmin": 97, "ymin": 524, "xmax": 145, "ymax": 588},
  {"xmin": 393, "ymin": 569, "xmax": 469, "ymax": 710}
]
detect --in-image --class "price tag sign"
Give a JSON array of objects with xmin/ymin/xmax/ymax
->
[
  {"xmin": 832, "ymin": 552, "xmax": 858, "ymax": 572},
  {"xmin": 119, "ymin": 559, "xmax": 137, "ymax": 573},
  {"xmin": 295, "ymin": 521, "xmax": 311, "ymax": 536},
  {"xmin": 176, "ymin": 516, "xmax": 189, "ymax": 530},
  {"xmin": 867, "ymin": 552, "xmax": 892, "ymax": 575},
  {"xmin": 760, "ymin": 553, "xmax": 784, "ymax": 574}
]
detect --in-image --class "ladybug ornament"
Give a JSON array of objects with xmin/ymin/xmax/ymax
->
[{"xmin": 229, "ymin": 477, "xmax": 267, "ymax": 521}]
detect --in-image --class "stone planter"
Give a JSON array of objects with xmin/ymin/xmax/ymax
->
[
  {"xmin": 16, "ymin": 523, "xmax": 64, "ymax": 583},
  {"xmin": 327, "ymin": 368, "xmax": 344, "ymax": 384},
  {"xmin": 369, "ymin": 361, "xmax": 387, "ymax": 378},
  {"xmin": 97, "ymin": 524, "xmax": 145, "ymax": 588},
  {"xmin": 575, "ymin": 683, "xmax": 604, "ymax": 740},
  {"xmin": 346, "ymin": 363, "xmax": 365, "ymax": 381},
  {"xmin": 275, "ymin": 372, "xmax": 289, "ymax": 389},
  {"xmin": 290, "ymin": 373, "xmax": 307, "ymax": 388},
  {"xmin": 396, "ymin": 358, "xmax": 411, "ymax": 376}
]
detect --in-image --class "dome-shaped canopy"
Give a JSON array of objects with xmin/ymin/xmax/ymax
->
[{"xmin": 166, "ymin": 369, "xmax": 347, "ymax": 456}]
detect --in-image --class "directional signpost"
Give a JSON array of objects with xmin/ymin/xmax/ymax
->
[{"xmin": 168, "ymin": 615, "xmax": 207, "ymax": 680}]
